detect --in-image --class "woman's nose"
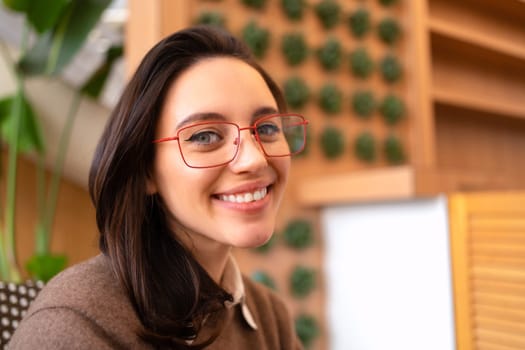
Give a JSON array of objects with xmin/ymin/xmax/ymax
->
[{"xmin": 228, "ymin": 131, "xmax": 268, "ymax": 173}]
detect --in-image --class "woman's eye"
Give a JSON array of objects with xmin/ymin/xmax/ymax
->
[
  {"xmin": 187, "ymin": 131, "xmax": 222, "ymax": 145},
  {"xmin": 257, "ymin": 123, "xmax": 280, "ymax": 136}
]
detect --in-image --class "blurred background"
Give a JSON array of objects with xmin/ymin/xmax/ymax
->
[{"xmin": 0, "ymin": 0, "xmax": 524, "ymax": 349}]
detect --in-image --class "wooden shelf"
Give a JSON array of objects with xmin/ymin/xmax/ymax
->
[
  {"xmin": 296, "ymin": 166, "xmax": 415, "ymax": 206},
  {"xmin": 432, "ymin": 87, "xmax": 525, "ymax": 121},
  {"xmin": 428, "ymin": 17, "xmax": 525, "ymax": 62},
  {"xmin": 430, "ymin": 31, "xmax": 525, "ymax": 122},
  {"xmin": 415, "ymin": 167, "xmax": 525, "ymax": 195}
]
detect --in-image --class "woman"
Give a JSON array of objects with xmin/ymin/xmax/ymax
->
[{"xmin": 9, "ymin": 26, "xmax": 308, "ymax": 349}]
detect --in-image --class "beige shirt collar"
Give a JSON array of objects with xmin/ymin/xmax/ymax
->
[{"xmin": 220, "ymin": 254, "xmax": 258, "ymax": 330}]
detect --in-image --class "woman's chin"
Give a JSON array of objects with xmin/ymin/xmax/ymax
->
[{"xmin": 232, "ymin": 231, "xmax": 274, "ymax": 249}]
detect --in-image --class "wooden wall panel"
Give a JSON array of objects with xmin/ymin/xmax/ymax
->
[{"xmin": 449, "ymin": 192, "xmax": 525, "ymax": 350}]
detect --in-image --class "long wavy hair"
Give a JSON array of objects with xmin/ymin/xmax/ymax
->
[{"xmin": 88, "ymin": 26, "xmax": 286, "ymax": 348}]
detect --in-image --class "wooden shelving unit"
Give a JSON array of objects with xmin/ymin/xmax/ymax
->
[
  {"xmin": 297, "ymin": 0, "xmax": 525, "ymax": 206},
  {"xmin": 404, "ymin": 0, "xmax": 525, "ymax": 197}
]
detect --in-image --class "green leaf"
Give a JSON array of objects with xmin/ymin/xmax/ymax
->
[
  {"xmin": 319, "ymin": 83, "xmax": 342, "ymax": 114},
  {"xmin": 283, "ymin": 76, "xmax": 310, "ymax": 109},
  {"xmin": 384, "ymin": 134, "xmax": 405, "ymax": 164},
  {"xmin": 314, "ymin": 0, "xmax": 341, "ymax": 30},
  {"xmin": 380, "ymin": 94, "xmax": 405, "ymax": 124},
  {"xmin": 352, "ymin": 90, "xmax": 376, "ymax": 118},
  {"xmin": 281, "ymin": 0, "xmax": 306, "ymax": 20},
  {"xmin": 355, "ymin": 131, "xmax": 376, "ymax": 162},
  {"xmin": 348, "ymin": 7, "xmax": 371, "ymax": 39},
  {"xmin": 26, "ymin": 253, "xmax": 67, "ymax": 282},
  {"xmin": 0, "ymin": 93, "xmax": 44, "ymax": 154},
  {"xmin": 316, "ymin": 37, "xmax": 342, "ymax": 71},
  {"xmin": 320, "ymin": 126, "xmax": 344, "ymax": 159},
  {"xmin": 295, "ymin": 314, "xmax": 320, "ymax": 348},
  {"xmin": 195, "ymin": 11, "xmax": 225, "ymax": 28},
  {"xmin": 27, "ymin": 0, "xmax": 70, "ymax": 34},
  {"xmin": 378, "ymin": 17, "xmax": 401, "ymax": 45},
  {"xmin": 290, "ymin": 265, "xmax": 316, "ymax": 298},
  {"xmin": 350, "ymin": 47, "xmax": 374, "ymax": 78},
  {"xmin": 50, "ymin": 0, "xmax": 111, "ymax": 74},
  {"xmin": 281, "ymin": 32, "xmax": 308, "ymax": 66},
  {"xmin": 242, "ymin": 0, "xmax": 267, "ymax": 9},
  {"xmin": 2, "ymin": 0, "xmax": 29, "ymax": 12},
  {"xmin": 283, "ymin": 219, "xmax": 314, "ymax": 249},
  {"xmin": 81, "ymin": 45, "xmax": 123, "ymax": 99},
  {"xmin": 19, "ymin": 0, "xmax": 111, "ymax": 76},
  {"xmin": 242, "ymin": 20, "xmax": 270, "ymax": 59},
  {"xmin": 18, "ymin": 31, "xmax": 53, "ymax": 75}
]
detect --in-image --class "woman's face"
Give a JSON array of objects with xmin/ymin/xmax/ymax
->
[{"xmin": 149, "ymin": 57, "xmax": 290, "ymax": 249}]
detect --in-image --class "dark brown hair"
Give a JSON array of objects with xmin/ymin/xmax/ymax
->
[{"xmin": 88, "ymin": 26, "xmax": 286, "ymax": 347}]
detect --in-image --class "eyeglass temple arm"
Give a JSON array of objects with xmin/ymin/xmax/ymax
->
[{"xmin": 152, "ymin": 136, "xmax": 179, "ymax": 144}]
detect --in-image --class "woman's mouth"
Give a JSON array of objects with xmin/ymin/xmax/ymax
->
[{"xmin": 216, "ymin": 187, "xmax": 268, "ymax": 203}]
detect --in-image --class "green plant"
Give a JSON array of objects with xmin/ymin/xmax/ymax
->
[
  {"xmin": 283, "ymin": 76, "xmax": 310, "ymax": 109},
  {"xmin": 380, "ymin": 94, "xmax": 405, "ymax": 125},
  {"xmin": 320, "ymin": 126, "xmax": 345, "ymax": 159},
  {"xmin": 242, "ymin": 0, "xmax": 267, "ymax": 10},
  {"xmin": 316, "ymin": 37, "xmax": 342, "ymax": 71},
  {"xmin": 379, "ymin": 0, "xmax": 398, "ymax": 7},
  {"xmin": 355, "ymin": 131, "xmax": 376, "ymax": 162},
  {"xmin": 319, "ymin": 83, "xmax": 342, "ymax": 114},
  {"xmin": 283, "ymin": 219, "xmax": 314, "ymax": 249},
  {"xmin": 290, "ymin": 266, "xmax": 316, "ymax": 298},
  {"xmin": 242, "ymin": 21, "xmax": 270, "ymax": 59},
  {"xmin": 314, "ymin": 0, "xmax": 341, "ymax": 29},
  {"xmin": 384, "ymin": 134, "xmax": 405, "ymax": 164},
  {"xmin": 251, "ymin": 270, "xmax": 277, "ymax": 290},
  {"xmin": 349, "ymin": 47, "xmax": 374, "ymax": 78},
  {"xmin": 281, "ymin": 0, "xmax": 306, "ymax": 20},
  {"xmin": 281, "ymin": 32, "xmax": 308, "ymax": 66},
  {"xmin": 348, "ymin": 7, "xmax": 371, "ymax": 38},
  {"xmin": 0, "ymin": 0, "xmax": 114, "ymax": 282},
  {"xmin": 352, "ymin": 90, "xmax": 376, "ymax": 118},
  {"xmin": 378, "ymin": 17, "xmax": 401, "ymax": 45},
  {"xmin": 295, "ymin": 314, "xmax": 320, "ymax": 348},
  {"xmin": 195, "ymin": 11, "xmax": 225, "ymax": 27},
  {"xmin": 380, "ymin": 54, "xmax": 402, "ymax": 83},
  {"xmin": 253, "ymin": 233, "xmax": 278, "ymax": 253}
]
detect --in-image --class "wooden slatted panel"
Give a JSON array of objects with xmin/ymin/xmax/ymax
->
[{"xmin": 449, "ymin": 192, "xmax": 525, "ymax": 350}]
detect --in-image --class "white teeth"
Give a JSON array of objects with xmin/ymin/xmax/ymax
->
[{"xmin": 219, "ymin": 188, "xmax": 268, "ymax": 203}]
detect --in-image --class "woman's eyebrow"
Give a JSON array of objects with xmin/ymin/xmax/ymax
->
[
  {"xmin": 175, "ymin": 112, "xmax": 226, "ymax": 130},
  {"xmin": 252, "ymin": 106, "xmax": 279, "ymax": 122}
]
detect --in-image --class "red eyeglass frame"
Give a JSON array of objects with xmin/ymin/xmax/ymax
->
[{"xmin": 152, "ymin": 113, "xmax": 309, "ymax": 169}]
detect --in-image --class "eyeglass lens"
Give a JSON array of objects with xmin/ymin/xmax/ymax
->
[{"xmin": 177, "ymin": 115, "xmax": 306, "ymax": 168}]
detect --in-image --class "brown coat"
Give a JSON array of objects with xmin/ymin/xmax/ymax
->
[{"xmin": 8, "ymin": 255, "xmax": 302, "ymax": 350}]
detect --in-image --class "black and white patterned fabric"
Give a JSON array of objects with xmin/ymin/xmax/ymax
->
[{"xmin": 0, "ymin": 280, "xmax": 44, "ymax": 348}]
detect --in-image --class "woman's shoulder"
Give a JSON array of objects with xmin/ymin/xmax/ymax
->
[
  {"xmin": 8, "ymin": 254, "xmax": 149, "ymax": 349},
  {"xmin": 30, "ymin": 254, "xmax": 124, "ymax": 312}
]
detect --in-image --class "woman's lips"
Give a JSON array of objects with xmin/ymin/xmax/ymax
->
[{"xmin": 212, "ymin": 186, "xmax": 272, "ymax": 211}]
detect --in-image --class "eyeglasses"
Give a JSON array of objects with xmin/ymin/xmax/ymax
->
[{"xmin": 153, "ymin": 113, "xmax": 309, "ymax": 168}]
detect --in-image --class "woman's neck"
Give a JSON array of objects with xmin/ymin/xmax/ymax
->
[
  {"xmin": 191, "ymin": 238, "xmax": 231, "ymax": 283},
  {"xmin": 173, "ymin": 224, "xmax": 231, "ymax": 283}
]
